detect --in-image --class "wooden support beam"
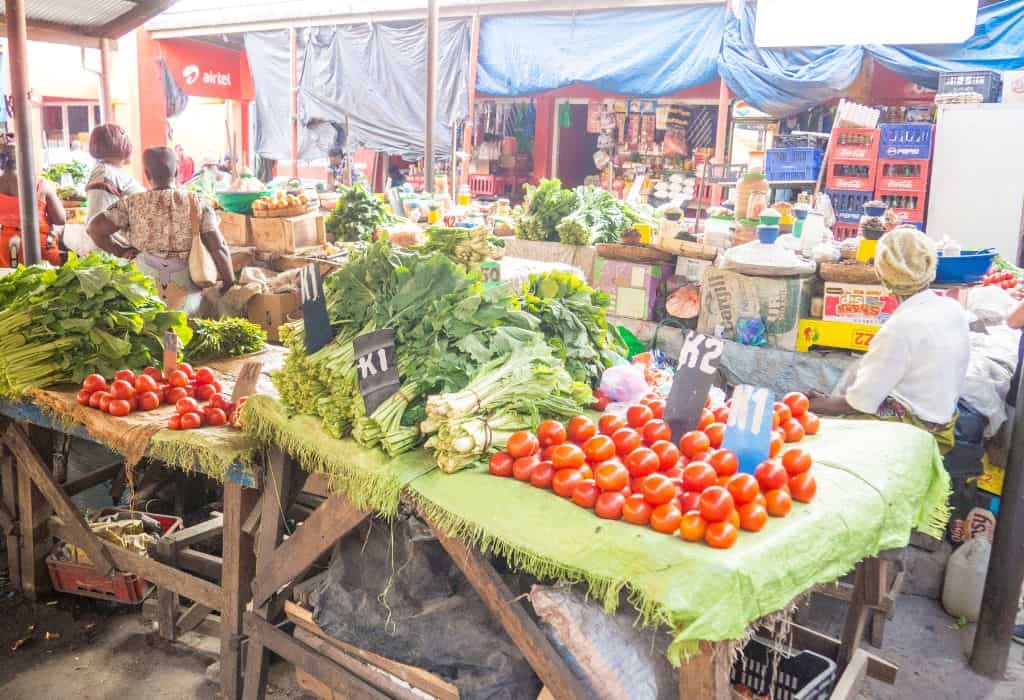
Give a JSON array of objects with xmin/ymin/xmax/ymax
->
[
  {"xmin": 178, "ymin": 547, "xmax": 222, "ymax": 582},
  {"xmin": 831, "ymin": 649, "xmax": 870, "ymax": 700},
  {"xmin": 62, "ymin": 461, "xmax": 123, "ymax": 497},
  {"xmin": 0, "ymin": 497, "xmax": 14, "ymax": 534},
  {"xmin": 678, "ymin": 641, "xmax": 732, "ymax": 700},
  {"xmin": 839, "ymin": 558, "xmax": 876, "ymax": 670},
  {"xmin": 6, "ymin": 423, "xmax": 116, "ymax": 575},
  {"xmin": 163, "ymin": 514, "xmax": 224, "ymax": 550},
  {"xmin": 427, "ymin": 520, "xmax": 590, "ymax": 700},
  {"xmin": 48, "ymin": 516, "xmax": 223, "ymax": 610},
  {"xmin": 1, "ymin": 455, "xmax": 21, "ymax": 587},
  {"xmin": 16, "ymin": 449, "xmax": 49, "ymax": 599},
  {"xmin": 220, "ymin": 481, "xmax": 259, "ymax": 700},
  {"xmin": 177, "ymin": 602, "xmax": 214, "ymax": 634},
  {"xmin": 250, "ymin": 494, "xmax": 369, "ymax": 609},
  {"xmin": 154, "ymin": 539, "xmax": 179, "ymax": 641},
  {"xmin": 242, "ymin": 613, "xmax": 388, "ymax": 700}
]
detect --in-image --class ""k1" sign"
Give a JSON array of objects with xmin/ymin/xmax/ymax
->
[
  {"xmin": 353, "ymin": 329, "xmax": 400, "ymax": 415},
  {"xmin": 722, "ymin": 384, "xmax": 775, "ymax": 474}
]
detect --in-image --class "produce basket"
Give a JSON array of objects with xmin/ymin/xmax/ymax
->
[
  {"xmin": 731, "ymin": 637, "xmax": 837, "ymax": 700},
  {"xmin": 253, "ymin": 203, "xmax": 318, "ymax": 218},
  {"xmin": 216, "ymin": 190, "xmax": 273, "ymax": 215},
  {"xmin": 819, "ymin": 261, "xmax": 881, "ymax": 284},
  {"xmin": 935, "ymin": 249, "xmax": 996, "ymax": 285},
  {"xmin": 595, "ymin": 242, "xmax": 676, "ymax": 265}
]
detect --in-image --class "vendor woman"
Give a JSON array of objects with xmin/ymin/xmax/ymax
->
[{"xmin": 809, "ymin": 226, "xmax": 970, "ymax": 453}]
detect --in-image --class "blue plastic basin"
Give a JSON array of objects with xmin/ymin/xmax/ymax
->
[{"xmin": 935, "ymin": 248, "xmax": 996, "ymax": 285}]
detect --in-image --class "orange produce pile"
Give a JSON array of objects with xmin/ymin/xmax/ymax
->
[{"xmin": 488, "ymin": 391, "xmax": 820, "ymax": 549}]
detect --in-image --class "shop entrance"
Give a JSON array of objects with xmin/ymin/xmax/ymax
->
[{"xmin": 554, "ymin": 102, "xmax": 599, "ymax": 188}]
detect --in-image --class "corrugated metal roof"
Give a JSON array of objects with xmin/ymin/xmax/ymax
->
[
  {"xmin": 0, "ymin": 0, "xmax": 174, "ymax": 42},
  {"xmin": 21, "ymin": 0, "xmax": 137, "ymax": 28}
]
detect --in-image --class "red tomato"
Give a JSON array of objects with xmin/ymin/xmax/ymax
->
[
  {"xmin": 727, "ymin": 473, "xmax": 760, "ymax": 505},
  {"xmin": 682, "ymin": 462, "xmax": 717, "ymax": 493},
  {"xmin": 646, "ymin": 399, "xmax": 666, "ymax": 419},
  {"xmin": 595, "ymin": 461, "xmax": 629, "ymax": 492},
  {"xmin": 205, "ymin": 407, "xmax": 228, "ymax": 427},
  {"xmin": 512, "ymin": 455, "xmax": 539, "ymax": 481},
  {"xmin": 107, "ymin": 399, "xmax": 131, "ymax": 417},
  {"xmin": 698, "ymin": 408, "xmax": 715, "ymax": 431},
  {"xmin": 76, "ymin": 389, "xmax": 93, "ymax": 406},
  {"xmin": 698, "ymin": 486, "xmax": 735, "ymax": 523},
  {"xmin": 167, "ymin": 370, "xmax": 190, "ymax": 388},
  {"xmin": 175, "ymin": 397, "xmax": 200, "ymax": 415},
  {"xmin": 612, "ymin": 427, "xmax": 642, "ymax": 456},
  {"xmin": 592, "ymin": 390, "xmax": 611, "ymax": 411},
  {"xmin": 754, "ymin": 460, "xmax": 788, "ymax": 491},
  {"xmin": 551, "ymin": 443, "xmax": 586, "ymax": 470},
  {"xmin": 114, "ymin": 369, "xmax": 136, "ymax": 384},
  {"xmin": 567, "ymin": 416, "xmax": 597, "ymax": 444},
  {"xmin": 679, "ymin": 431, "xmax": 711, "ymax": 458},
  {"xmin": 650, "ymin": 440, "xmax": 681, "ymax": 471},
  {"xmin": 622, "ymin": 494, "xmax": 653, "ymax": 525},
  {"xmin": 530, "ymin": 461, "xmax": 555, "ymax": 489},
  {"xmin": 708, "ymin": 449, "xmax": 739, "ymax": 477},
  {"xmin": 641, "ymin": 419, "xmax": 671, "ymax": 445},
  {"xmin": 641, "ymin": 473, "xmax": 676, "ymax": 506},
  {"xmin": 571, "ymin": 479, "xmax": 600, "ymax": 508},
  {"xmin": 783, "ymin": 391, "xmax": 810, "ymax": 418},
  {"xmin": 136, "ymin": 391, "xmax": 161, "ymax": 411},
  {"xmin": 507, "ymin": 431, "xmax": 540, "ymax": 459},
  {"xmin": 99, "ymin": 393, "xmax": 114, "ymax": 413},
  {"xmin": 662, "ymin": 464, "xmax": 684, "ymax": 481},
  {"xmin": 773, "ymin": 402, "xmax": 792, "ymax": 425},
  {"xmin": 168, "ymin": 413, "xmax": 182, "ymax": 430},
  {"xmin": 191, "ymin": 384, "xmax": 214, "ymax": 402},
  {"xmin": 134, "ymin": 374, "xmax": 158, "ymax": 394},
  {"xmin": 781, "ymin": 448, "xmax": 812, "ymax": 476},
  {"xmin": 175, "ymin": 362, "xmax": 195, "ymax": 378},
  {"xmin": 704, "ymin": 423, "xmax": 726, "ymax": 449},
  {"xmin": 210, "ymin": 393, "xmax": 232, "ymax": 411},
  {"xmin": 679, "ymin": 511, "xmax": 708, "ymax": 542},
  {"xmin": 143, "ymin": 366, "xmax": 164, "ymax": 383},
  {"xmin": 782, "ymin": 419, "xmax": 806, "ymax": 443},
  {"xmin": 769, "ymin": 431, "xmax": 784, "ymax": 458},
  {"xmin": 166, "ymin": 387, "xmax": 189, "ymax": 405},
  {"xmin": 536, "ymin": 419, "xmax": 567, "ymax": 448},
  {"xmin": 540, "ymin": 445, "xmax": 558, "ymax": 462},
  {"xmin": 595, "ymin": 492, "xmax": 625, "ymax": 520},
  {"xmin": 753, "ymin": 492, "xmax": 768, "ymax": 509},
  {"xmin": 82, "ymin": 374, "xmax": 107, "ymax": 393},
  {"xmin": 582, "ymin": 435, "xmax": 616, "ymax": 463},
  {"xmin": 705, "ymin": 521, "xmax": 738, "ymax": 549},
  {"xmin": 679, "ymin": 491, "xmax": 702, "ymax": 514},
  {"xmin": 210, "ymin": 381, "xmax": 223, "ymax": 394},
  {"xmin": 109, "ymin": 379, "xmax": 135, "ymax": 401},
  {"xmin": 552, "ymin": 469, "xmax": 584, "ymax": 498},
  {"xmin": 712, "ymin": 406, "xmax": 730, "ymax": 424},
  {"xmin": 194, "ymin": 367, "xmax": 217, "ymax": 386},
  {"xmin": 89, "ymin": 390, "xmax": 109, "ymax": 409},
  {"xmin": 626, "ymin": 404, "xmax": 654, "ymax": 429},
  {"xmin": 598, "ymin": 413, "xmax": 626, "ymax": 436},
  {"xmin": 789, "ymin": 472, "xmax": 817, "ymax": 502},
  {"xmin": 797, "ymin": 411, "xmax": 820, "ymax": 435},
  {"xmin": 625, "ymin": 448, "xmax": 660, "ymax": 477},
  {"xmin": 650, "ymin": 503, "xmax": 682, "ymax": 534},
  {"xmin": 489, "ymin": 452, "xmax": 514, "ymax": 477},
  {"xmin": 764, "ymin": 489, "xmax": 792, "ymax": 517},
  {"xmin": 578, "ymin": 464, "xmax": 594, "ymax": 480},
  {"xmin": 180, "ymin": 412, "xmax": 203, "ymax": 430}
]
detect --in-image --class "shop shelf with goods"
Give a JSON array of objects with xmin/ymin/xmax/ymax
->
[
  {"xmin": 878, "ymin": 123, "xmax": 934, "ymax": 160},
  {"xmin": 829, "ymin": 128, "xmax": 881, "ymax": 163},
  {"xmin": 765, "ymin": 147, "xmax": 824, "ymax": 183},
  {"xmin": 876, "ymin": 159, "xmax": 931, "ymax": 192},
  {"xmin": 876, "ymin": 188, "xmax": 927, "ymax": 226},
  {"xmin": 827, "ymin": 190, "xmax": 874, "ymax": 225},
  {"xmin": 824, "ymin": 159, "xmax": 878, "ymax": 192},
  {"xmin": 937, "ymin": 70, "xmax": 1003, "ymax": 104}
]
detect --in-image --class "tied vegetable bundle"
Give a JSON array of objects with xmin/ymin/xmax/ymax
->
[
  {"xmin": 182, "ymin": 317, "xmax": 267, "ymax": 363},
  {"xmin": 514, "ymin": 179, "xmax": 577, "ymax": 242},
  {"xmin": 325, "ymin": 184, "xmax": 398, "ymax": 242},
  {"xmin": 556, "ymin": 185, "xmax": 638, "ymax": 246},
  {"xmin": 420, "ymin": 225, "xmax": 505, "ymax": 272},
  {"xmin": 0, "ymin": 253, "xmax": 190, "ymax": 397}
]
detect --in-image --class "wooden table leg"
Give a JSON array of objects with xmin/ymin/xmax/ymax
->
[
  {"xmin": 1, "ymin": 453, "xmax": 20, "ymax": 589},
  {"xmin": 839, "ymin": 557, "xmax": 886, "ymax": 670},
  {"xmin": 155, "ymin": 539, "xmax": 179, "ymax": 642},
  {"xmin": 221, "ymin": 480, "xmax": 259, "ymax": 700},
  {"xmin": 15, "ymin": 447, "xmax": 51, "ymax": 600},
  {"xmin": 678, "ymin": 641, "xmax": 732, "ymax": 700}
]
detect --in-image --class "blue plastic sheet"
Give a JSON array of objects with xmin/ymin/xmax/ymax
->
[{"xmin": 476, "ymin": 6, "xmax": 726, "ymax": 97}]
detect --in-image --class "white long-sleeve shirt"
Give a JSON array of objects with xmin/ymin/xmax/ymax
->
[{"xmin": 846, "ymin": 290, "xmax": 970, "ymax": 424}]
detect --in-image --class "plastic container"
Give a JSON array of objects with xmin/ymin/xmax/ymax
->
[
  {"xmin": 757, "ymin": 225, "xmax": 780, "ymax": 244},
  {"xmin": 878, "ymin": 123, "xmax": 935, "ymax": 160},
  {"xmin": 876, "ymin": 159, "xmax": 930, "ymax": 192},
  {"xmin": 937, "ymin": 71, "xmax": 1003, "ymax": 104},
  {"xmin": 863, "ymin": 201, "xmax": 887, "ymax": 217},
  {"xmin": 47, "ymin": 558, "xmax": 150, "ymax": 603},
  {"xmin": 935, "ymin": 248, "xmax": 997, "ymax": 285},
  {"xmin": 832, "ymin": 222, "xmax": 859, "ymax": 241},
  {"xmin": 759, "ymin": 207, "xmax": 782, "ymax": 226},
  {"xmin": 216, "ymin": 190, "xmax": 272, "ymax": 215},
  {"xmin": 731, "ymin": 637, "xmax": 837, "ymax": 700},
  {"xmin": 736, "ymin": 172, "xmax": 769, "ymax": 224},
  {"xmin": 876, "ymin": 188, "xmax": 926, "ymax": 224},
  {"xmin": 827, "ymin": 190, "xmax": 873, "ymax": 224},
  {"xmin": 765, "ymin": 148, "xmax": 823, "ymax": 182},
  {"xmin": 942, "ymin": 538, "xmax": 991, "ymax": 622},
  {"xmin": 829, "ymin": 128, "xmax": 880, "ymax": 163},
  {"xmin": 825, "ymin": 159, "xmax": 878, "ymax": 191}
]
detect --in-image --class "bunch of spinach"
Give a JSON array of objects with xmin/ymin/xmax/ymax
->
[
  {"xmin": 43, "ymin": 160, "xmax": 89, "ymax": 186},
  {"xmin": 325, "ymin": 184, "xmax": 397, "ymax": 242},
  {"xmin": 514, "ymin": 179, "xmax": 576, "ymax": 242},
  {"xmin": 557, "ymin": 186, "xmax": 638, "ymax": 245},
  {"xmin": 183, "ymin": 317, "xmax": 266, "ymax": 363}
]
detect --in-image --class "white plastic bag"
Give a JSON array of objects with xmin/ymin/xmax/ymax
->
[
  {"xmin": 599, "ymin": 364, "xmax": 649, "ymax": 404},
  {"xmin": 942, "ymin": 538, "xmax": 991, "ymax": 622}
]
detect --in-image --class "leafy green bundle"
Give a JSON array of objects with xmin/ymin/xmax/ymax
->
[
  {"xmin": 556, "ymin": 185, "xmax": 638, "ymax": 246},
  {"xmin": 514, "ymin": 179, "xmax": 577, "ymax": 241},
  {"xmin": 43, "ymin": 161, "xmax": 89, "ymax": 186},
  {"xmin": 0, "ymin": 253, "xmax": 190, "ymax": 397},
  {"xmin": 324, "ymin": 184, "xmax": 397, "ymax": 242},
  {"xmin": 182, "ymin": 317, "xmax": 266, "ymax": 363},
  {"xmin": 420, "ymin": 225, "xmax": 505, "ymax": 272}
]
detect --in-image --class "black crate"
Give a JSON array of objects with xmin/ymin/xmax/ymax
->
[
  {"xmin": 775, "ymin": 133, "xmax": 829, "ymax": 150},
  {"xmin": 937, "ymin": 71, "xmax": 1003, "ymax": 103},
  {"xmin": 705, "ymin": 163, "xmax": 748, "ymax": 184},
  {"xmin": 731, "ymin": 637, "xmax": 837, "ymax": 700}
]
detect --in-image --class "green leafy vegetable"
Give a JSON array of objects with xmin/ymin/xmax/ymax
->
[
  {"xmin": 557, "ymin": 185, "xmax": 638, "ymax": 245},
  {"xmin": 182, "ymin": 317, "xmax": 267, "ymax": 363},
  {"xmin": 514, "ymin": 179, "xmax": 577, "ymax": 242},
  {"xmin": 43, "ymin": 161, "xmax": 89, "ymax": 186},
  {"xmin": 324, "ymin": 184, "xmax": 397, "ymax": 242},
  {"xmin": 420, "ymin": 225, "xmax": 504, "ymax": 272}
]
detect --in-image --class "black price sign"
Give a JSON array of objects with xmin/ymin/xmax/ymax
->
[
  {"xmin": 664, "ymin": 332, "xmax": 724, "ymax": 440},
  {"xmin": 354, "ymin": 329, "xmax": 400, "ymax": 415},
  {"xmin": 299, "ymin": 264, "xmax": 334, "ymax": 354}
]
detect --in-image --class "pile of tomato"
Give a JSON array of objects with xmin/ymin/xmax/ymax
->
[
  {"xmin": 982, "ymin": 269, "xmax": 1021, "ymax": 290},
  {"xmin": 76, "ymin": 363, "xmax": 245, "ymax": 430},
  {"xmin": 488, "ymin": 392, "xmax": 820, "ymax": 549}
]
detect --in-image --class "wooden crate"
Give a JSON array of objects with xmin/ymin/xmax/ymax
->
[
  {"xmin": 219, "ymin": 211, "xmax": 253, "ymax": 247},
  {"xmin": 252, "ymin": 212, "xmax": 326, "ymax": 254}
]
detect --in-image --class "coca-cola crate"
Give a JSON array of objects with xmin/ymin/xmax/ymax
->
[
  {"xmin": 876, "ymin": 159, "xmax": 930, "ymax": 193},
  {"xmin": 833, "ymin": 222, "xmax": 860, "ymax": 241},
  {"xmin": 825, "ymin": 159, "xmax": 877, "ymax": 191},
  {"xmin": 827, "ymin": 190, "xmax": 873, "ymax": 225},
  {"xmin": 877, "ymin": 188, "xmax": 926, "ymax": 225},
  {"xmin": 829, "ymin": 129, "xmax": 880, "ymax": 163},
  {"xmin": 879, "ymin": 123, "xmax": 934, "ymax": 160}
]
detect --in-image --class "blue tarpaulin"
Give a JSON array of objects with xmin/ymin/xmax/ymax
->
[{"xmin": 476, "ymin": 6, "xmax": 726, "ymax": 97}]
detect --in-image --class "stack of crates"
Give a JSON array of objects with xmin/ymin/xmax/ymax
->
[
  {"xmin": 875, "ymin": 123, "xmax": 934, "ymax": 228},
  {"xmin": 826, "ymin": 128, "xmax": 879, "ymax": 240}
]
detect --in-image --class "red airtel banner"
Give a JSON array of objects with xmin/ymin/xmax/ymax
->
[{"xmin": 158, "ymin": 38, "xmax": 253, "ymax": 102}]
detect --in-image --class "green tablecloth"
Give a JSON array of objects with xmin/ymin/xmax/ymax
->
[{"xmin": 242, "ymin": 396, "xmax": 950, "ymax": 662}]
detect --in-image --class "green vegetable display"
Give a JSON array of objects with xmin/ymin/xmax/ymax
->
[
  {"xmin": 182, "ymin": 317, "xmax": 267, "ymax": 363},
  {"xmin": 421, "ymin": 225, "xmax": 505, "ymax": 272},
  {"xmin": 556, "ymin": 185, "xmax": 638, "ymax": 246},
  {"xmin": 325, "ymin": 184, "xmax": 397, "ymax": 242},
  {"xmin": 0, "ymin": 253, "xmax": 190, "ymax": 397},
  {"xmin": 43, "ymin": 161, "xmax": 89, "ymax": 187},
  {"xmin": 514, "ymin": 179, "xmax": 577, "ymax": 242}
]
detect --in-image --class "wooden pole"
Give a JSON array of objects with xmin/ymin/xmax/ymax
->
[
  {"xmin": 462, "ymin": 13, "xmax": 480, "ymax": 157},
  {"xmin": 970, "ymin": 376, "xmax": 1024, "ymax": 678},
  {"xmin": 424, "ymin": 0, "xmax": 439, "ymax": 194},
  {"xmin": 289, "ymin": 27, "xmax": 299, "ymax": 178},
  {"xmin": 710, "ymin": 78, "xmax": 731, "ymax": 207},
  {"xmin": 99, "ymin": 38, "xmax": 114, "ymax": 123},
  {"xmin": 5, "ymin": 0, "xmax": 40, "ymax": 265}
]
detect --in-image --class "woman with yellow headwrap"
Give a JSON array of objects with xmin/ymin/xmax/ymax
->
[{"xmin": 809, "ymin": 225, "xmax": 970, "ymax": 453}]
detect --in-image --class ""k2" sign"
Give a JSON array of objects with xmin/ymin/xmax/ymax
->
[
  {"xmin": 353, "ymin": 329, "xmax": 400, "ymax": 415},
  {"xmin": 721, "ymin": 384, "xmax": 774, "ymax": 474},
  {"xmin": 299, "ymin": 264, "xmax": 334, "ymax": 354},
  {"xmin": 664, "ymin": 332, "xmax": 724, "ymax": 440}
]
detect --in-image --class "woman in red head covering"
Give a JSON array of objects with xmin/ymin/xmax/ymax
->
[{"xmin": 85, "ymin": 123, "xmax": 143, "ymax": 225}]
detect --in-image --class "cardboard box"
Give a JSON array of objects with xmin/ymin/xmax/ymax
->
[
  {"xmin": 1002, "ymin": 70, "xmax": 1024, "ymax": 103},
  {"xmin": 252, "ymin": 212, "xmax": 326, "ymax": 254},
  {"xmin": 246, "ymin": 290, "xmax": 301, "ymax": 342},
  {"xmin": 698, "ymin": 268, "xmax": 814, "ymax": 350},
  {"xmin": 675, "ymin": 256, "xmax": 713, "ymax": 283},
  {"xmin": 219, "ymin": 211, "xmax": 253, "ymax": 246},
  {"xmin": 822, "ymin": 282, "xmax": 898, "ymax": 326},
  {"xmin": 593, "ymin": 258, "xmax": 671, "ymax": 321}
]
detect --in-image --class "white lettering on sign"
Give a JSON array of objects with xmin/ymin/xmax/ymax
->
[
  {"xmin": 182, "ymin": 64, "xmax": 233, "ymax": 87},
  {"xmin": 299, "ymin": 265, "xmax": 321, "ymax": 303},
  {"xmin": 727, "ymin": 385, "xmax": 771, "ymax": 435},
  {"xmin": 677, "ymin": 333, "xmax": 724, "ymax": 375},
  {"xmin": 357, "ymin": 348, "xmax": 390, "ymax": 379}
]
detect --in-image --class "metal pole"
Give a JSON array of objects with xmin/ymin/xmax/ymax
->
[
  {"xmin": 424, "ymin": 0, "xmax": 439, "ymax": 194},
  {"xmin": 99, "ymin": 38, "xmax": 114, "ymax": 123},
  {"xmin": 5, "ymin": 0, "xmax": 40, "ymax": 265},
  {"xmin": 970, "ymin": 375, "xmax": 1024, "ymax": 678},
  {"xmin": 289, "ymin": 27, "xmax": 299, "ymax": 178}
]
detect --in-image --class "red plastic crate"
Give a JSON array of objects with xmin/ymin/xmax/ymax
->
[
  {"xmin": 47, "ymin": 557, "xmax": 151, "ymax": 603},
  {"xmin": 876, "ymin": 159, "xmax": 930, "ymax": 193},
  {"xmin": 825, "ymin": 159, "xmax": 878, "ymax": 191},
  {"xmin": 469, "ymin": 174, "xmax": 504, "ymax": 197},
  {"xmin": 833, "ymin": 222, "xmax": 860, "ymax": 241},
  {"xmin": 830, "ymin": 129, "xmax": 880, "ymax": 163},
  {"xmin": 876, "ymin": 188, "xmax": 926, "ymax": 225}
]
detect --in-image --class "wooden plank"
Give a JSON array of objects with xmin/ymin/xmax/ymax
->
[
  {"xmin": 48, "ymin": 516, "xmax": 223, "ymax": 610},
  {"xmin": 177, "ymin": 602, "xmax": 214, "ymax": 634},
  {"xmin": 831, "ymin": 649, "xmax": 869, "ymax": 700},
  {"xmin": 864, "ymin": 557, "xmax": 887, "ymax": 608},
  {"xmin": 62, "ymin": 461, "xmax": 122, "ymax": 496},
  {"xmin": 163, "ymin": 514, "xmax": 224, "ymax": 550},
  {"xmin": 242, "ymin": 612, "xmax": 388, "ymax": 700},
  {"xmin": 762, "ymin": 622, "xmax": 899, "ymax": 685},
  {"xmin": 7, "ymin": 423, "xmax": 116, "ymax": 575},
  {"xmin": 285, "ymin": 600, "xmax": 459, "ymax": 700},
  {"xmin": 221, "ymin": 481, "xmax": 259, "ymax": 700},
  {"xmin": 178, "ymin": 548, "xmax": 222, "ymax": 582},
  {"xmin": 678, "ymin": 641, "xmax": 731, "ymax": 700},
  {"xmin": 427, "ymin": 521, "xmax": 589, "ymax": 700},
  {"xmin": 839, "ymin": 559, "xmax": 870, "ymax": 670},
  {"xmin": 2, "ymin": 454, "xmax": 22, "ymax": 588},
  {"xmin": 155, "ymin": 539, "xmax": 179, "ymax": 641},
  {"xmin": 17, "ymin": 448, "xmax": 51, "ymax": 599},
  {"xmin": 250, "ymin": 494, "xmax": 369, "ymax": 609},
  {"xmin": 295, "ymin": 668, "xmax": 342, "ymax": 700},
  {"xmin": 292, "ymin": 572, "xmax": 327, "ymax": 606},
  {"xmin": 0, "ymin": 497, "xmax": 13, "ymax": 534}
]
